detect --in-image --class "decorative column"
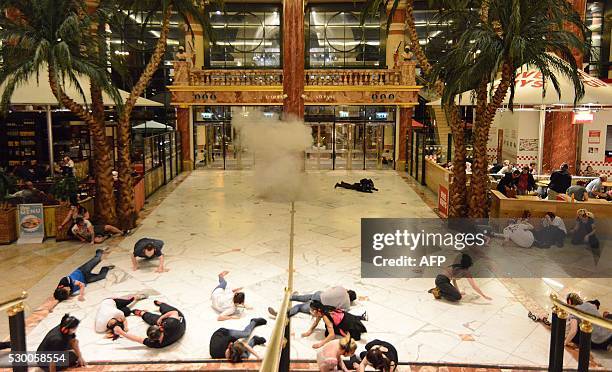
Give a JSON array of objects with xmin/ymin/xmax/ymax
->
[
  {"xmin": 185, "ymin": 20, "xmax": 205, "ymax": 69},
  {"xmin": 542, "ymin": 0, "xmax": 586, "ymax": 174},
  {"xmin": 398, "ymin": 107, "xmax": 413, "ymax": 171},
  {"xmin": 176, "ymin": 106, "xmax": 194, "ymax": 170},
  {"xmin": 282, "ymin": 0, "xmax": 305, "ymax": 118}
]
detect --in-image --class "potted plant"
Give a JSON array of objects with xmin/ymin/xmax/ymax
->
[
  {"xmin": 0, "ymin": 171, "xmax": 17, "ymax": 244},
  {"xmin": 49, "ymin": 175, "xmax": 78, "ymax": 240}
]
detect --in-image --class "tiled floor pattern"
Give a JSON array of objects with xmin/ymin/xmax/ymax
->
[{"xmin": 1, "ymin": 170, "xmax": 610, "ymax": 370}]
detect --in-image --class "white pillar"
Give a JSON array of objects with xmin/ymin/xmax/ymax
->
[
  {"xmin": 537, "ymin": 108, "xmax": 546, "ymax": 174},
  {"xmin": 46, "ymin": 105, "xmax": 55, "ymax": 176}
]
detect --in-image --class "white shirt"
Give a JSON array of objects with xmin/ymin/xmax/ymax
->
[
  {"xmin": 497, "ymin": 165, "xmax": 513, "ymax": 175},
  {"xmin": 503, "ymin": 222, "xmax": 534, "ymax": 248},
  {"xmin": 211, "ymin": 287, "xmax": 237, "ymax": 317},
  {"xmin": 543, "ymin": 216, "xmax": 567, "ymax": 234},
  {"xmin": 586, "ymin": 178, "xmax": 602, "ymax": 193},
  {"xmin": 95, "ymin": 299, "xmax": 124, "ymax": 333}
]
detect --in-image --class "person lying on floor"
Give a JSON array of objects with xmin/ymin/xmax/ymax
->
[
  {"xmin": 349, "ymin": 339, "xmax": 398, "ymax": 372},
  {"xmin": 212, "ymin": 270, "xmax": 251, "ymax": 321},
  {"xmin": 71, "ymin": 217, "xmax": 129, "ymax": 245},
  {"xmin": 113, "ymin": 301, "xmax": 185, "ymax": 348},
  {"xmin": 132, "ymin": 237, "xmax": 167, "ymax": 273},
  {"xmin": 565, "ymin": 293, "xmax": 611, "ymax": 350},
  {"xmin": 268, "ymin": 286, "xmax": 357, "ymax": 318},
  {"xmin": 302, "ymin": 300, "xmax": 367, "ymax": 349},
  {"xmin": 334, "ymin": 179, "xmax": 378, "ymax": 193},
  {"xmin": 53, "ymin": 249, "xmax": 115, "ymax": 303},
  {"xmin": 209, "ymin": 318, "xmax": 267, "ymax": 362},
  {"xmin": 94, "ymin": 293, "xmax": 148, "ymax": 339}
]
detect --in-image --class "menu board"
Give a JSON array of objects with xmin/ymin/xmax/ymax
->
[{"xmin": 17, "ymin": 203, "xmax": 45, "ymax": 244}]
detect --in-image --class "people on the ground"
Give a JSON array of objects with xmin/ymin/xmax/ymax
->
[
  {"xmin": 268, "ymin": 287, "xmax": 357, "ymax": 318},
  {"xmin": 496, "ymin": 170, "xmax": 520, "ymax": 198},
  {"xmin": 302, "ymin": 300, "xmax": 367, "ymax": 348},
  {"xmin": 352, "ymin": 339, "xmax": 398, "ymax": 372},
  {"xmin": 547, "ymin": 163, "xmax": 572, "ymax": 200},
  {"xmin": 37, "ymin": 314, "xmax": 85, "ymax": 371},
  {"xmin": 533, "ymin": 212, "xmax": 567, "ymax": 248},
  {"xmin": 516, "ymin": 166, "xmax": 536, "ymax": 195},
  {"xmin": 316, "ymin": 334, "xmax": 357, "ymax": 372},
  {"xmin": 71, "ymin": 217, "xmax": 128, "ymax": 245},
  {"xmin": 132, "ymin": 237, "xmax": 167, "ymax": 273},
  {"xmin": 496, "ymin": 160, "xmax": 513, "ymax": 175},
  {"xmin": 335, "ymin": 179, "xmax": 378, "ymax": 193},
  {"xmin": 566, "ymin": 181, "xmax": 589, "ymax": 202},
  {"xmin": 565, "ymin": 293, "xmax": 611, "ymax": 350},
  {"xmin": 581, "ymin": 165, "xmax": 599, "ymax": 177},
  {"xmin": 53, "ymin": 249, "xmax": 115, "ymax": 303},
  {"xmin": 209, "ymin": 318, "xmax": 267, "ymax": 362},
  {"xmin": 211, "ymin": 271, "xmax": 250, "ymax": 321},
  {"xmin": 58, "ymin": 200, "xmax": 90, "ymax": 237},
  {"xmin": 497, "ymin": 216, "xmax": 535, "ymax": 248},
  {"xmin": 428, "ymin": 253, "xmax": 492, "ymax": 302},
  {"xmin": 586, "ymin": 175, "xmax": 609, "ymax": 200},
  {"xmin": 113, "ymin": 301, "xmax": 185, "ymax": 348},
  {"xmin": 571, "ymin": 209, "xmax": 599, "ymax": 249},
  {"xmin": 94, "ymin": 294, "xmax": 147, "ymax": 339}
]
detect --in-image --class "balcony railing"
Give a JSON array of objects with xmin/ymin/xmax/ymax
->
[
  {"xmin": 305, "ymin": 69, "xmax": 402, "ymax": 86},
  {"xmin": 190, "ymin": 69, "xmax": 283, "ymax": 86},
  {"xmin": 172, "ymin": 61, "xmax": 417, "ymax": 87}
]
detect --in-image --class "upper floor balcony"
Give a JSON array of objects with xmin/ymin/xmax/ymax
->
[{"xmin": 169, "ymin": 61, "xmax": 419, "ymax": 107}]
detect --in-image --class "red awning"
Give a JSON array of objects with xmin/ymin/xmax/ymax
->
[{"xmin": 412, "ymin": 119, "xmax": 425, "ymax": 128}]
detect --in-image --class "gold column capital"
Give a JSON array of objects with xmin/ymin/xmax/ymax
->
[
  {"xmin": 557, "ymin": 309, "xmax": 569, "ymax": 320},
  {"xmin": 579, "ymin": 320, "xmax": 593, "ymax": 334},
  {"xmin": 7, "ymin": 302, "xmax": 24, "ymax": 317}
]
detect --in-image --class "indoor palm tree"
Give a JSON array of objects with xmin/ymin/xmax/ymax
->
[
  {"xmin": 361, "ymin": 0, "xmax": 473, "ymax": 218},
  {"xmin": 433, "ymin": 0, "xmax": 590, "ymax": 218},
  {"xmin": 106, "ymin": 0, "xmax": 216, "ymax": 228},
  {"xmin": 0, "ymin": 0, "xmax": 122, "ymax": 224}
]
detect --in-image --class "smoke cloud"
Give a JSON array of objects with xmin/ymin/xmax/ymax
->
[{"xmin": 232, "ymin": 111, "xmax": 313, "ymax": 202}]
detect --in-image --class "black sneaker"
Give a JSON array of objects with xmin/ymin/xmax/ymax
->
[
  {"xmin": 360, "ymin": 311, "xmax": 368, "ymax": 321},
  {"xmin": 334, "ymin": 183, "xmax": 340, "ymax": 188},
  {"xmin": 251, "ymin": 317, "xmax": 267, "ymax": 327},
  {"xmin": 105, "ymin": 265, "xmax": 116, "ymax": 270},
  {"xmin": 267, "ymin": 307, "xmax": 278, "ymax": 317},
  {"xmin": 252, "ymin": 336, "xmax": 266, "ymax": 346},
  {"xmin": 95, "ymin": 249, "xmax": 104, "ymax": 255},
  {"xmin": 123, "ymin": 229, "xmax": 132, "ymax": 236}
]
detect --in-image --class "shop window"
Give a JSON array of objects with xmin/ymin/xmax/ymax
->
[{"xmin": 206, "ymin": 5, "xmax": 281, "ymax": 68}]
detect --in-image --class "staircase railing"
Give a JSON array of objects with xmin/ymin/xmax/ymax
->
[
  {"xmin": 259, "ymin": 202, "xmax": 296, "ymax": 372},
  {"xmin": 548, "ymin": 293, "xmax": 612, "ymax": 372},
  {"xmin": 1, "ymin": 291, "xmax": 28, "ymax": 372}
]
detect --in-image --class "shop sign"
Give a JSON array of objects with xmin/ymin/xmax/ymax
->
[
  {"xmin": 438, "ymin": 185, "xmax": 449, "ymax": 219},
  {"xmin": 17, "ymin": 203, "xmax": 44, "ymax": 244},
  {"xmin": 588, "ymin": 130, "xmax": 601, "ymax": 144},
  {"xmin": 573, "ymin": 111, "xmax": 594, "ymax": 124}
]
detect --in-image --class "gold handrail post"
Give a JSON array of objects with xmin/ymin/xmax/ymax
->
[
  {"xmin": 5, "ymin": 291, "xmax": 28, "ymax": 372},
  {"xmin": 578, "ymin": 320, "xmax": 593, "ymax": 372}
]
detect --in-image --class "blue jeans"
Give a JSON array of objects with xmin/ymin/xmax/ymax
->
[
  {"xmin": 288, "ymin": 291, "xmax": 322, "ymax": 317},
  {"xmin": 227, "ymin": 319, "xmax": 259, "ymax": 359},
  {"xmin": 213, "ymin": 275, "xmax": 227, "ymax": 293}
]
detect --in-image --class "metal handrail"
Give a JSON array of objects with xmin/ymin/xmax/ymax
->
[
  {"xmin": 550, "ymin": 293, "xmax": 612, "ymax": 330},
  {"xmin": 259, "ymin": 202, "xmax": 296, "ymax": 372},
  {"xmin": 0, "ymin": 291, "xmax": 27, "ymax": 311}
]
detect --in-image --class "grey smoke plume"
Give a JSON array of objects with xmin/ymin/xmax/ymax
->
[{"xmin": 232, "ymin": 111, "xmax": 313, "ymax": 202}]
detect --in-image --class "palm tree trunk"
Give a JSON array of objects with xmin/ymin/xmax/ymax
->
[
  {"xmin": 468, "ymin": 62, "xmax": 514, "ymax": 218},
  {"xmin": 90, "ymin": 83, "xmax": 118, "ymax": 225},
  {"xmin": 405, "ymin": 0, "xmax": 467, "ymax": 217},
  {"xmin": 446, "ymin": 104, "xmax": 468, "ymax": 218},
  {"xmin": 115, "ymin": 7, "xmax": 172, "ymax": 229},
  {"xmin": 48, "ymin": 66, "xmax": 118, "ymax": 224}
]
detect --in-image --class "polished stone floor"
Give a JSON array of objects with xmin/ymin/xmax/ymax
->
[{"xmin": 2, "ymin": 170, "xmax": 611, "ymax": 369}]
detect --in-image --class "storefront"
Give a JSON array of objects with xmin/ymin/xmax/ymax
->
[{"xmin": 192, "ymin": 105, "xmax": 397, "ymax": 170}]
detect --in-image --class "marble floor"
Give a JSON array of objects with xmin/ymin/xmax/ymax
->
[{"xmin": 5, "ymin": 170, "xmax": 612, "ymax": 369}]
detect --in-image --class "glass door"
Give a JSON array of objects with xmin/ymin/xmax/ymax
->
[
  {"xmin": 365, "ymin": 123, "xmax": 382, "ymax": 169},
  {"xmin": 208, "ymin": 122, "xmax": 226, "ymax": 169}
]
